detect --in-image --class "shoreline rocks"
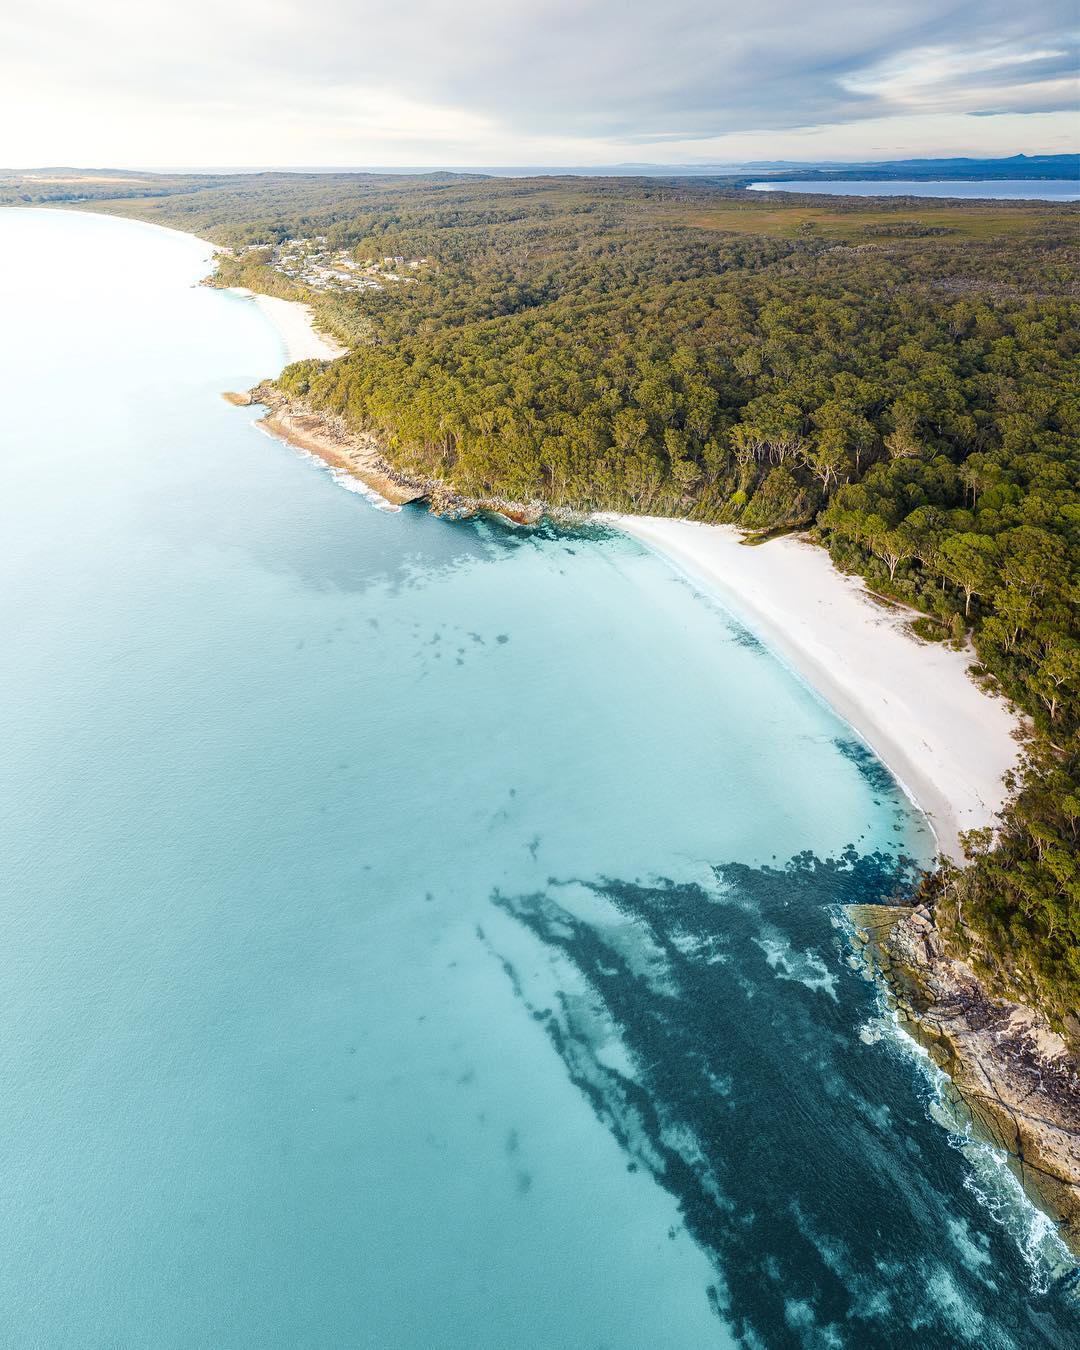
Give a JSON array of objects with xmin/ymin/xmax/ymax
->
[
  {"xmin": 248, "ymin": 383, "xmax": 427, "ymax": 507},
  {"xmin": 239, "ymin": 383, "xmax": 545, "ymax": 524},
  {"xmin": 849, "ymin": 902, "xmax": 1080, "ymax": 1260}
]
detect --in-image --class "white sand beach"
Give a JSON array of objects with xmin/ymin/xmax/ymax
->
[
  {"xmin": 227, "ymin": 288, "xmax": 347, "ymax": 363},
  {"xmin": 155, "ymin": 225, "xmax": 347, "ymax": 362},
  {"xmin": 613, "ymin": 516, "xmax": 1023, "ymax": 861},
  {"xmin": 123, "ymin": 219, "xmax": 347, "ymax": 364},
  {"xmin": 135, "ymin": 220, "xmax": 347, "ymax": 364},
  {"xmin": 53, "ymin": 212, "xmax": 348, "ymax": 365}
]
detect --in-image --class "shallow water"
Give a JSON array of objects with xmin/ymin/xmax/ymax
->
[
  {"xmin": 746, "ymin": 179, "xmax": 1080, "ymax": 200},
  {"xmin": 0, "ymin": 207, "xmax": 1075, "ymax": 1347}
]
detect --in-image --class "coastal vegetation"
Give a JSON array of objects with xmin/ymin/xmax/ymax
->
[{"xmin": 21, "ymin": 170, "xmax": 1078, "ymax": 1033}]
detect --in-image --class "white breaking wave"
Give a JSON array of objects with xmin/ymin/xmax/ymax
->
[
  {"xmin": 867, "ymin": 1004, "xmax": 1076, "ymax": 1294},
  {"xmin": 327, "ymin": 465, "xmax": 402, "ymax": 512},
  {"xmin": 253, "ymin": 418, "xmax": 401, "ymax": 511}
]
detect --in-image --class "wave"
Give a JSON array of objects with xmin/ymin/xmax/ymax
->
[
  {"xmin": 865, "ymin": 1003, "xmax": 1077, "ymax": 1295},
  {"xmin": 253, "ymin": 418, "xmax": 401, "ymax": 511}
]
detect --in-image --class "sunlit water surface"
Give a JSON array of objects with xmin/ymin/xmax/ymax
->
[
  {"xmin": 0, "ymin": 209, "xmax": 1076, "ymax": 1348},
  {"xmin": 746, "ymin": 179, "xmax": 1080, "ymax": 200}
]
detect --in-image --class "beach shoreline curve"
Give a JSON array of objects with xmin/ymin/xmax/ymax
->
[{"xmin": 606, "ymin": 514, "xmax": 1023, "ymax": 864}]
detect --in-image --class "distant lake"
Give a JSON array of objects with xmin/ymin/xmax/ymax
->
[{"xmin": 747, "ymin": 179, "xmax": 1079, "ymax": 201}]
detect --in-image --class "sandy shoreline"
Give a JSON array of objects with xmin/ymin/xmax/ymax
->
[
  {"xmin": 52, "ymin": 210, "xmax": 348, "ymax": 366},
  {"xmin": 166, "ymin": 223, "xmax": 347, "ymax": 363},
  {"xmin": 159, "ymin": 226, "xmax": 349, "ymax": 364},
  {"xmin": 143, "ymin": 218, "xmax": 349, "ymax": 364},
  {"xmin": 227, "ymin": 288, "xmax": 347, "ymax": 364},
  {"xmin": 253, "ymin": 394, "xmax": 425, "ymax": 507},
  {"xmin": 611, "ymin": 516, "xmax": 1023, "ymax": 861}
]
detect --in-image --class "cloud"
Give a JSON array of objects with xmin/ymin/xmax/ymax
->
[
  {"xmin": 840, "ymin": 38, "xmax": 1079, "ymax": 116},
  {"xmin": 1, "ymin": 0, "xmax": 1076, "ymax": 164}
]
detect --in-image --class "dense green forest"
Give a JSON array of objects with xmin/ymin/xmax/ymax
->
[{"xmin": 20, "ymin": 171, "xmax": 1078, "ymax": 1031}]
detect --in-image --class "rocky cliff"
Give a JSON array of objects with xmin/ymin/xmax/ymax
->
[{"xmin": 851, "ymin": 903, "xmax": 1080, "ymax": 1259}]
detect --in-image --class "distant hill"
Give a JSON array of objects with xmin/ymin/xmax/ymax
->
[{"xmin": 3, "ymin": 154, "xmax": 1077, "ymax": 184}]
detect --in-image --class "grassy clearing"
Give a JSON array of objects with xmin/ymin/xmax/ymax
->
[{"xmin": 648, "ymin": 200, "xmax": 1074, "ymax": 243}]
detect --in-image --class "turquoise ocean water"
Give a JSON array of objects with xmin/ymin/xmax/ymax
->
[{"xmin": 0, "ymin": 208, "xmax": 1075, "ymax": 1347}]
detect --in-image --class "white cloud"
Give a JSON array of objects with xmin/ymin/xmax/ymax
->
[
  {"xmin": 841, "ymin": 39, "xmax": 1078, "ymax": 114},
  {"xmin": 0, "ymin": 1, "xmax": 1075, "ymax": 166}
]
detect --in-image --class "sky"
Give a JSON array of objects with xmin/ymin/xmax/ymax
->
[{"xmin": 2, "ymin": 1, "xmax": 1077, "ymax": 168}]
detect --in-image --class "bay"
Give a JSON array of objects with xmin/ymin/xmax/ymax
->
[{"xmin": 0, "ymin": 207, "xmax": 1074, "ymax": 1347}]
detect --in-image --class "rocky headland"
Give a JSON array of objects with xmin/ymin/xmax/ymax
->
[
  {"xmin": 850, "ymin": 902, "xmax": 1080, "ymax": 1259},
  {"xmin": 225, "ymin": 383, "xmax": 545, "ymax": 524}
]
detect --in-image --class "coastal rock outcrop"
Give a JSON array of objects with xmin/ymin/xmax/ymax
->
[
  {"xmin": 248, "ymin": 382, "xmax": 428, "ymax": 507},
  {"xmin": 243, "ymin": 383, "xmax": 545, "ymax": 524},
  {"xmin": 850, "ymin": 903, "xmax": 1080, "ymax": 1259}
]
